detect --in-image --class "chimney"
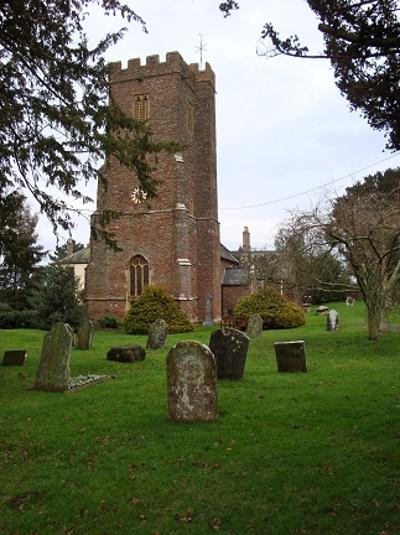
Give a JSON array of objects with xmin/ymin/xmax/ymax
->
[
  {"xmin": 242, "ymin": 226, "xmax": 250, "ymax": 252},
  {"xmin": 67, "ymin": 238, "xmax": 74, "ymax": 257}
]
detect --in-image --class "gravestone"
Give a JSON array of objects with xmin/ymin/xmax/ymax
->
[
  {"xmin": 2, "ymin": 350, "xmax": 28, "ymax": 366},
  {"xmin": 65, "ymin": 323, "xmax": 76, "ymax": 346},
  {"xmin": 106, "ymin": 345, "xmax": 146, "ymax": 363},
  {"xmin": 146, "ymin": 318, "xmax": 168, "ymax": 349},
  {"xmin": 203, "ymin": 295, "xmax": 214, "ymax": 327},
  {"xmin": 246, "ymin": 314, "xmax": 263, "ymax": 338},
  {"xmin": 166, "ymin": 340, "xmax": 218, "ymax": 421},
  {"xmin": 76, "ymin": 318, "xmax": 94, "ymax": 350},
  {"xmin": 209, "ymin": 327, "xmax": 249, "ymax": 380},
  {"xmin": 327, "ymin": 309, "xmax": 339, "ymax": 331},
  {"xmin": 316, "ymin": 305, "xmax": 329, "ymax": 315},
  {"xmin": 345, "ymin": 296, "xmax": 355, "ymax": 306},
  {"xmin": 274, "ymin": 341, "xmax": 307, "ymax": 373},
  {"xmin": 35, "ymin": 323, "xmax": 72, "ymax": 391}
]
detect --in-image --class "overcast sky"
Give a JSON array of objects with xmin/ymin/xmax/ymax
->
[{"xmin": 36, "ymin": 0, "xmax": 400, "ymax": 254}]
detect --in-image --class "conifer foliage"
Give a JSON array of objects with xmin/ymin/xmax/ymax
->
[{"xmin": 0, "ymin": 1, "xmax": 176, "ymax": 241}]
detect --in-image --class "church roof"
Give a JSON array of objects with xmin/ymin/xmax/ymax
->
[
  {"xmin": 222, "ymin": 266, "xmax": 249, "ymax": 286},
  {"xmin": 61, "ymin": 247, "xmax": 90, "ymax": 264},
  {"xmin": 220, "ymin": 243, "xmax": 239, "ymax": 264}
]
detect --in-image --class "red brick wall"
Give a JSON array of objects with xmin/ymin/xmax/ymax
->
[
  {"xmin": 85, "ymin": 52, "xmax": 221, "ymax": 323},
  {"xmin": 222, "ymin": 286, "xmax": 251, "ymax": 318}
]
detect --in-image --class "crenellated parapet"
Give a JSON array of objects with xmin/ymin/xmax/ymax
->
[{"xmin": 108, "ymin": 51, "xmax": 215, "ymax": 90}]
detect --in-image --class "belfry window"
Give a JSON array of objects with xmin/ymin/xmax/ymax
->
[
  {"xmin": 129, "ymin": 255, "xmax": 149, "ymax": 297},
  {"xmin": 134, "ymin": 95, "xmax": 150, "ymax": 121}
]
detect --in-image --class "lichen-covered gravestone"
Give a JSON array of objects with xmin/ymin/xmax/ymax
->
[
  {"xmin": 35, "ymin": 323, "xmax": 72, "ymax": 391},
  {"xmin": 76, "ymin": 318, "xmax": 94, "ymax": 349},
  {"xmin": 326, "ymin": 309, "xmax": 339, "ymax": 331},
  {"xmin": 246, "ymin": 314, "xmax": 263, "ymax": 338},
  {"xmin": 2, "ymin": 350, "xmax": 28, "ymax": 366},
  {"xmin": 209, "ymin": 327, "xmax": 249, "ymax": 380},
  {"xmin": 274, "ymin": 340, "xmax": 307, "ymax": 373},
  {"xmin": 166, "ymin": 341, "xmax": 218, "ymax": 421},
  {"xmin": 106, "ymin": 345, "xmax": 146, "ymax": 363},
  {"xmin": 146, "ymin": 318, "xmax": 168, "ymax": 350}
]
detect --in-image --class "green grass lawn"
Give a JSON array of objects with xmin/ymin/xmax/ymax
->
[{"xmin": 0, "ymin": 301, "xmax": 399, "ymax": 534}]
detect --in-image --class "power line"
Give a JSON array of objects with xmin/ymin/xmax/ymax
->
[{"xmin": 220, "ymin": 152, "xmax": 400, "ymax": 211}]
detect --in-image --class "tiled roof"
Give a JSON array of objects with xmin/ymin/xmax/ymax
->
[
  {"xmin": 222, "ymin": 267, "xmax": 249, "ymax": 286},
  {"xmin": 220, "ymin": 243, "xmax": 239, "ymax": 264},
  {"xmin": 61, "ymin": 247, "xmax": 90, "ymax": 264}
]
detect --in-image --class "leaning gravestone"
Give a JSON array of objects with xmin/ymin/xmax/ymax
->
[
  {"xmin": 274, "ymin": 341, "xmax": 307, "ymax": 373},
  {"xmin": 35, "ymin": 323, "xmax": 72, "ymax": 391},
  {"xmin": 246, "ymin": 314, "xmax": 263, "ymax": 338},
  {"xmin": 327, "ymin": 309, "xmax": 339, "ymax": 331},
  {"xmin": 146, "ymin": 318, "xmax": 168, "ymax": 350},
  {"xmin": 76, "ymin": 318, "xmax": 94, "ymax": 350},
  {"xmin": 2, "ymin": 350, "xmax": 28, "ymax": 366},
  {"xmin": 106, "ymin": 345, "xmax": 146, "ymax": 363},
  {"xmin": 166, "ymin": 341, "xmax": 218, "ymax": 421},
  {"xmin": 209, "ymin": 328, "xmax": 249, "ymax": 380}
]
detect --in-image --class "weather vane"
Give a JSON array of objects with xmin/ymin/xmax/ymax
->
[{"xmin": 195, "ymin": 34, "xmax": 207, "ymax": 70}]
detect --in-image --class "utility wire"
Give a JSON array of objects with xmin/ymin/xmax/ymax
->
[{"xmin": 220, "ymin": 152, "xmax": 400, "ymax": 211}]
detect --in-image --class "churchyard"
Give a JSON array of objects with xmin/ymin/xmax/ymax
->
[{"xmin": 0, "ymin": 301, "xmax": 399, "ymax": 534}]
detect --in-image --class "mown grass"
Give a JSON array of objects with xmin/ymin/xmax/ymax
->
[{"xmin": 0, "ymin": 301, "xmax": 399, "ymax": 535}]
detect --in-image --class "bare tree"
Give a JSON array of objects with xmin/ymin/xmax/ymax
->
[{"xmin": 317, "ymin": 181, "xmax": 400, "ymax": 340}]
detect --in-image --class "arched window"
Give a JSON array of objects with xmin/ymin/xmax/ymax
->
[{"xmin": 129, "ymin": 255, "xmax": 149, "ymax": 297}]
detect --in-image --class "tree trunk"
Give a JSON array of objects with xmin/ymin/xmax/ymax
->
[{"xmin": 366, "ymin": 298, "xmax": 384, "ymax": 341}]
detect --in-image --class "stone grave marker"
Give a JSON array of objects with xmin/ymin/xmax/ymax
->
[
  {"xmin": 345, "ymin": 296, "xmax": 355, "ymax": 306},
  {"xmin": 209, "ymin": 327, "xmax": 249, "ymax": 380},
  {"xmin": 246, "ymin": 313, "xmax": 263, "ymax": 338},
  {"xmin": 327, "ymin": 309, "xmax": 339, "ymax": 331},
  {"xmin": 76, "ymin": 318, "xmax": 94, "ymax": 350},
  {"xmin": 2, "ymin": 350, "xmax": 28, "ymax": 366},
  {"xmin": 35, "ymin": 323, "xmax": 72, "ymax": 391},
  {"xmin": 146, "ymin": 318, "xmax": 168, "ymax": 350},
  {"xmin": 203, "ymin": 295, "xmax": 214, "ymax": 327},
  {"xmin": 106, "ymin": 345, "xmax": 146, "ymax": 363},
  {"xmin": 166, "ymin": 340, "xmax": 218, "ymax": 421},
  {"xmin": 274, "ymin": 340, "xmax": 307, "ymax": 373},
  {"xmin": 316, "ymin": 305, "xmax": 329, "ymax": 315}
]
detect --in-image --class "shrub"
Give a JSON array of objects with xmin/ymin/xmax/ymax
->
[
  {"xmin": 98, "ymin": 315, "xmax": 119, "ymax": 329},
  {"xmin": 0, "ymin": 309, "xmax": 41, "ymax": 329},
  {"xmin": 124, "ymin": 285, "xmax": 193, "ymax": 334},
  {"xmin": 234, "ymin": 286, "xmax": 305, "ymax": 329}
]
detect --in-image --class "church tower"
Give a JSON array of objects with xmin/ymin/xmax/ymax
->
[{"xmin": 85, "ymin": 52, "xmax": 221, "ymax": 323}]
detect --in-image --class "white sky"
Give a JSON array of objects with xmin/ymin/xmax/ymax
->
[{"xmin": 36, "ymin": 0, "xmax": 400, "ymax": 254}]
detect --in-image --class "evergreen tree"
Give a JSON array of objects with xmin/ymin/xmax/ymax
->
[
  {"xmin": 220, "ymin": 1, "xmax": 400, "ymax": 150},
  {"xmin": 31, "ymin": 264, "xmax": 85, "ymax": 329},
  {"xmin": 0, "ymin": 198, "xmax": 46, "ymax": 310},
  {"xmin": 50, "ymin": 240, "xmax": 86, "ymax": 261},
  {"xmin": 0, "ymin": 1, "xmax": 177, "ymax": 244}
]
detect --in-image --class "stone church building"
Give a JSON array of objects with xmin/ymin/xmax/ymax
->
[{"xmin": 65, "ymin": 52, "xmax": 268, "ymax": 323}]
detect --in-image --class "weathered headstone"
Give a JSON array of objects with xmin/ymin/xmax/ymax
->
[
  {"xmin": 76, "ymin": 318, "xmax": 94, "ymax": 350},
  {"xmin": 209, "ymin": 327, "xmax": 249, "ymax": 380},
  {"xmin": 203, "ymin": 295, "xmax": 214, "ymax": 327},
  {"xmin": 274, "ymin": 340, "xmax": 307, "ymax": 373},
  {"xmin": 327, "ymin": 309, "xmax": 339, "ymax": 331},
  {"xmin": 246, "ymin": 314, "xmax": 263, "ymax": 338},
  {"xmin": 35, "ymin": 323, "xmax": 72, "ymax": 391},
  {"xmin": 166, "ymin": 340, "xmax": 218, "ymax": 421},
  {"xmin": 316, "ymin": 305, "xmax": 329, "ymax": 315},
  {"xmin": 106, "ymin": 345, "xmax": 146, "ymax": 363},
  {"xmin": 146, "ymin": 318, "xmax": 168, "ymax": 349},
  {"xmin": 2, "ymin": 350, "xmax": 28, "ymax": 366},
  {"xmin": 65, "ymin": 323, "xmax": 76, "ymax": 346},
  {"xmin": 345, "ymin": 296, "xmax": 355, "ymax": 306}
]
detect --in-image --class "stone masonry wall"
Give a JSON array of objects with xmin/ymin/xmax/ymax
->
[{"xmin": 85, "ymin": 52, "xmax": 220, "ymax": 323}]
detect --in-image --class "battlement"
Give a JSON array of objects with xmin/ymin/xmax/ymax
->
[{"xmin": 109, "ymin": 51, "xmax": 215, "ymax": 90}]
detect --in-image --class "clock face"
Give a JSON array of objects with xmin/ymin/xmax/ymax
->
[{"xmin": 131, "ymin": 186, "xmax": 148, "ymax": 205}]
